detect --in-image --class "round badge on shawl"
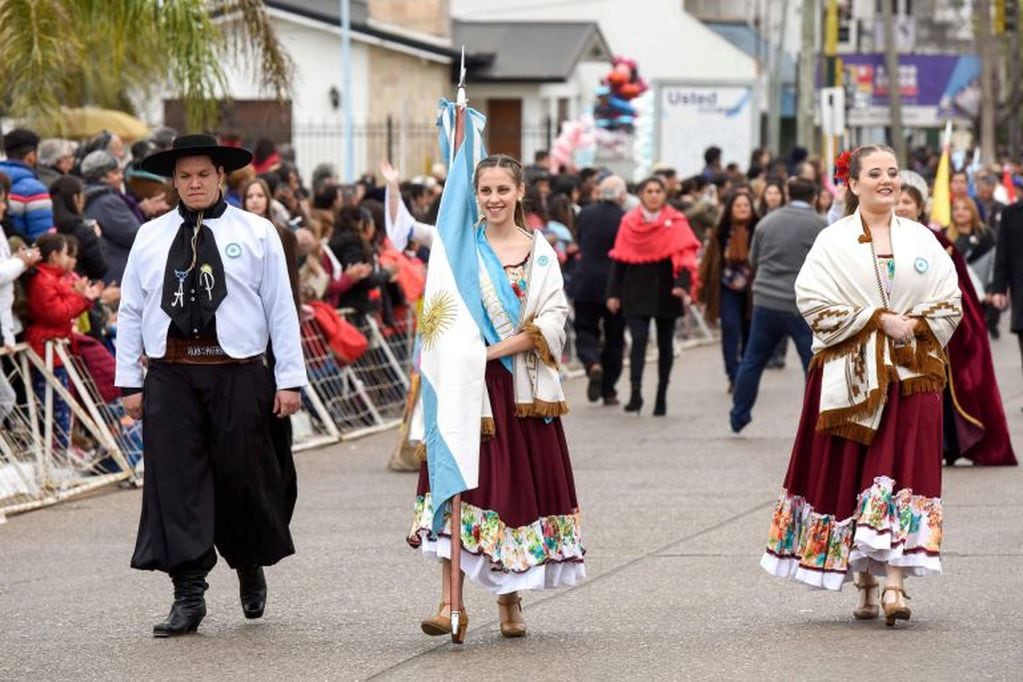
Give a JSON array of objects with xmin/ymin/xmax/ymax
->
[
  {"xmin": 914, "ymin": 257, "xmax": 929, "ymax": 274},
  {"xmin": 538, "ymin": 254, "xmax": 549, "ymax": 267},
  {"xmin": 225, "ymin": 243, "xmax": 242, "ymax": 258}
]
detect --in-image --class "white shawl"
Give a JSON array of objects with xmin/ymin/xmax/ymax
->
[
  {"xmin": 795, "ymin": 210, "xmax": 961, "ymax": 444},
  {"xmin": 479, "ymin": 232, "xmax": 569, "ymax": 417}
]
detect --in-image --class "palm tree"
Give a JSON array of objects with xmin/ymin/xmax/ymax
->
[{"xmin": 0, "ymin": 0, "xmax": 292, "ymax": 130}]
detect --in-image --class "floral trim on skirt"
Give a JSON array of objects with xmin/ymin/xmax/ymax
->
[
  {"xmin": 760, "ymin": 475, "xmax": 942, "ymax": 590},
  {"xmin": 408, "ymin": 493, "xmax": 585, "ymax": 573}
]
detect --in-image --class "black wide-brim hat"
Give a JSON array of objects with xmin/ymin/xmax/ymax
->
[{"xmin": 138, "ymin": 133, "xmax": 253, "ymax": 178}]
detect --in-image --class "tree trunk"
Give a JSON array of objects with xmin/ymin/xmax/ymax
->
[
  {"xmin": 881, "ymin": 0, "xmax": 906, "ymax": 166},
  {"xmin": 796, "ymin": 0, "xmax": 818, "ymax": 151},
  {"xmin": 978, "ymin": 0, "xmax": 997, "ymax": 164}
]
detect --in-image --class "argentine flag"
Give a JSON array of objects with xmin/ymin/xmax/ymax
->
[{"xmin": 416, "ymin": 99, "xmax": 489, "ymax": 532}]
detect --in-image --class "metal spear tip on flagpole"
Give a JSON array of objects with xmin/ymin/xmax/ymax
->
[{"xmin": 456, "ymin": 45, "xmax": 467, "ymax": 108}]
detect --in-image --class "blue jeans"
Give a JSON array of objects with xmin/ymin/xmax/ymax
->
[
  {"xmin": 729, "ymin": 306, "xmax": 814, "ymax": 431},
  {"xmin": 719, "ymin": 286, "xmax": 750, "ymax": 384}
]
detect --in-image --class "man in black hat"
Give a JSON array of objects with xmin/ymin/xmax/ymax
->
[{"xmin": 114, "ymin": 134, "xmax": 306, "ymax": 637}]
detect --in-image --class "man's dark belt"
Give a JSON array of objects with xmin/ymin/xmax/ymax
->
[{"xmin": 160, "ymin": 336, "xmax": 263, "ymax": 365}]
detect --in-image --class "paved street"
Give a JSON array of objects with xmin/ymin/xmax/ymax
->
[{"xmin": 2, "ymin": 336, "xmax": 1023, "ymax": 681}]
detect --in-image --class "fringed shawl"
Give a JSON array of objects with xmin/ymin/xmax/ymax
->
[{"xmin": 795, "ymin": 209, "xmax": 962, "ymax": 444}]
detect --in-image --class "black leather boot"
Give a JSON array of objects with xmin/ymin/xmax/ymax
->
[
  {"xmin": 237, "ymin": 566, "xmax": 267, "ymax": 619},
  {"xmin": 623, "ymin": 387, "xmax": 643, "ymax": 414},
  {"xmin": 653, "ymin": 384, "xmax": 668, "ymax": 417},
  {"xmin": 153, "ymin": 571, "xmax": 208, "ymax": 638}
]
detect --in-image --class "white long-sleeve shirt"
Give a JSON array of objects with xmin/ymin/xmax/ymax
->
[
  {"xmin": 114, "ymin": 204, "xmax": 308, "ymax": 390},
  {"xmin": 384, "ymin": 184, "xmax": 434, "ymax": 251},
  {"xmin": 0, "ymin": 238, "xmax": 27, "ymax": 347}
]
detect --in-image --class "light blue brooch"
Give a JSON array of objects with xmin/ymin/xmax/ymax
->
[
  {"xmin": 225, "ymin": 243, "xmax": 242, "ymax": 258},
  {"xmin": 914, "ymin": 257, "xmax": 929, "ymax": 274},
  {"xmin": 538, "ymin": 254, "xmax": 549, "ymax": 267}
]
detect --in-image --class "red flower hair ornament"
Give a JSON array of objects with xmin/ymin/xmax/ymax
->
[{"xmin": 834, "ymin": 150, "xmax": 852, "ymax": 184}]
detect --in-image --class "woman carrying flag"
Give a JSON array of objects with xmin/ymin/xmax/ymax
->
[{"xmin": 405, "ymin": 124, "xmax": 585, "ymax": 638}]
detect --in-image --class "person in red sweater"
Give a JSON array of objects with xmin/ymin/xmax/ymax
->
[{"xmin": 25, "ymin": 233, "xmax": 104, "ymax": 449}]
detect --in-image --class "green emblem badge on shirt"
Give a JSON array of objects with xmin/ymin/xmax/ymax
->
[
  {"xmin": 538, "ymin": 254, "xmax": 549, "ymax": 267},
  {"xmin": 225, "ymin": 243, "xmax": 242, "ymax": 258},
  {"xmin": 914, "ymin": 257, "xmax": 929, "ymax": 274}
]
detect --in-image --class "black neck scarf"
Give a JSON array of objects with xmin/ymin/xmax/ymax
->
[{"xmin": 161, "ymin": 195, "xmax": 229, "ymax": 336}]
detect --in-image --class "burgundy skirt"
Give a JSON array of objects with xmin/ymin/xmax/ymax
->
[
  {"xmin": 407, "ymin": 360, "xmax": 585, "ymax": 594},
  {"xmin": 760, "ymin": 366, "xmax": 944, "ymax": 590}
]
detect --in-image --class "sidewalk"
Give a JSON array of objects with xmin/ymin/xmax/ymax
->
[{"xmin": 1, "ymin": 335, "xmax": 1021, "ymax": 680}]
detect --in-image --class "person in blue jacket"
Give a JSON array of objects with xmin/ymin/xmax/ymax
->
[{"xmin": 0, "ymin": 128, "xmax": 54, "ymax": 241}]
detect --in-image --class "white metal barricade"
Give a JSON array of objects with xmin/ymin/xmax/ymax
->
[{"xmin": 0, "ymin": 342, "xmax": 138, "ymax": 520}]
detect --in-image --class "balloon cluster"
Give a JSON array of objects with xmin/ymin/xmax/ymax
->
[
  {"xmin": 594, "ymin": 56, "xmax": 649, "ymax": 132},
  {"xmin": 550, "ymin": 113, "xmax": 597, "ymax": 174}
]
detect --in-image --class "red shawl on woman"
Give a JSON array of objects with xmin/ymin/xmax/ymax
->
[
  {"xmin": 933, "ymin": 229, "xmax": 1017, "ymax": 465},
  {"xmin": 608, "ymin": 204, "xmax": 701, "ymax": 291}
]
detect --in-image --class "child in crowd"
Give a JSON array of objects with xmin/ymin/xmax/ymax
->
[
  {"xmin": 1, "ymin": 174, "xmax": 42, "ymax": 419},
  {"xmin": 24, "ymin": 233, "xmax": 103, "ymax": 450}
]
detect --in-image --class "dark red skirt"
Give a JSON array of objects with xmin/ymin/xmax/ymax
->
[
  {"xmin": 760, "ymin": 367, "xmax": 944, "ymax": 590},
  {"xmin": 407, "ymin": 360, "xmax": 585, "ymax": 594}
]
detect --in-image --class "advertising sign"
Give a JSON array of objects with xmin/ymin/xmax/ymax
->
[
  {"xmin": 655, "ymin": 83, "xmax": 757, "ymax": 177},
  {"xmin": 837, "ymin": 54, "xmax": 981, "ymax": 128}
]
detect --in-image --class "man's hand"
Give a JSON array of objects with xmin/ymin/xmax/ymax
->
[
  {"xmin": 123, "ymin": 393, "xmax": 143, "ymax": 420},
  {"xmin": 991, "ymin": 293, "xmax": 1008, "ymax": 310},
  {"xmin": 273, "ymin": 390, "xmax": 301, "ymax": 418},
  {"xmin": 606, "ymin": 297, "xmax": 621, "ymax": 314}
]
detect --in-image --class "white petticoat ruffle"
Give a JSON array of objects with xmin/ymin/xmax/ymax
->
[{"xmin": 416, "ymin": 532, "xmax": 586, "ymax": 595}]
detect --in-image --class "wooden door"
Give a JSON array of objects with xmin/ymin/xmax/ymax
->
[{"xmin": 486, "ymin": 98, "xmax": 522, "ymax": 159}]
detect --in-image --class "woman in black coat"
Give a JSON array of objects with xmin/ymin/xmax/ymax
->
[
  {"xmin": 606, "ymin": 177, "xmax": 700, "ymax": 416},
  {"xmin": 50, "ymin": 175, "xmax": 108, "ymax": 281}
]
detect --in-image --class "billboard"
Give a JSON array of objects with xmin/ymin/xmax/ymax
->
[
  {"xmin": 655, "ymin": 82, "xmax": 758, "ymax": 178},
  {"xmin": 837, "ymin": 54, "xmax": 981, "ymax": 128}
]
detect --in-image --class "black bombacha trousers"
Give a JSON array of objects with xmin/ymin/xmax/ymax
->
[{"xmin": 131, "ymin": 360, "xmax": 295, "ymax": 573}]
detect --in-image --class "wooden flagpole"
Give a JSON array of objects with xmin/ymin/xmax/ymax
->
[{"xmin": 449, "ymin": 46, "xmax": 468, "ymax": 645}]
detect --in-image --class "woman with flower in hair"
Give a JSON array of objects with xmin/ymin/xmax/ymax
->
[
  {"xmin": 896, "ymin": 171, "xmax": 1015, "ymax": 467},
  {"xmin": 760, "ymin": 145, "xmax": 962, "ymax": 627}
]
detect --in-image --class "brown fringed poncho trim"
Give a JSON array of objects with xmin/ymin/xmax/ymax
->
[
  {"xmin": 522, "ymin": 318, "xmax": 558, "ymax": 369},
  {"xmin": 811, "ymin": 313, "xmax": 948, "ymax": 445}
]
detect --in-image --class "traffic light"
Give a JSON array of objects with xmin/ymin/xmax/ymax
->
[{"xmin": 1007, "ymin": 0, "xmax": 1019, "ymax": 34}]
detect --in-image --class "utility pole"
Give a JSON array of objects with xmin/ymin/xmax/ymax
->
[
  {"xmin": 977, "ymin": 0, "xmax": 997, "ymax": 164},
  {"xmin": 767, "ymin": 0, "xmax": 791, "ymax": 156},
  {"xmin": 796, "ymin": 0, "xmax": 817, "ymax": 151},
  {"xmin": 340, "ymin": 0, "xmax": 355, "ymax": 182},
  {"xmin": 881, "ymin": 0, "xmax": 906, "ymax": 165},
  {"xmin": 1008, "ymin": 0, "xmax": 1022, "ymax": 160}
]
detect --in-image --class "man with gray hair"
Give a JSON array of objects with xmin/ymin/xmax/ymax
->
[
  {"xmin": 36, "ymin": 138, "xmax": 75, "ymax": 189},
  {"xmin": 572, "ymin": 174, "xmax": 627, "ymax": 404}
]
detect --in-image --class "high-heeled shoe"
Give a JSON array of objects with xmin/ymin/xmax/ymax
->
[
  {"xmin": 882, "ymin": 586, "xmax": 911, "ymax": 626},
  {"xmin": 852, "ymin": 573, "xmax": 879, "ymax": 620},
  {"xmin": 652, "ymin": 385, "xmax": 667, "ymax": 417},
  {"xmin": 497, "ymin": 595, "xmax": 527, "ymax": 638},
  {"xmin": 420, "ymin": 601, "xmax": 469, "ymax": 641},
  {"xmin": 624, "ymin": 388, "xmax": 643, "ymax": 414}
]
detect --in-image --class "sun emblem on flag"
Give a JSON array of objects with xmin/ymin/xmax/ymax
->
[{"xmin": 419, "ymin": 290, "xmax": 457, "ymax": 349}]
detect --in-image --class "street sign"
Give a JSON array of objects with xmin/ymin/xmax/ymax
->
[{"xmin": 819, "ymin": 86, "xmax": 845, "ymax": 136}]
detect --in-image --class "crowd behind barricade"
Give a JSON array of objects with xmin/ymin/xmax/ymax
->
[{"xmin": 1, "ymin": 124, "xmax": 1020, "ymax": 479}]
